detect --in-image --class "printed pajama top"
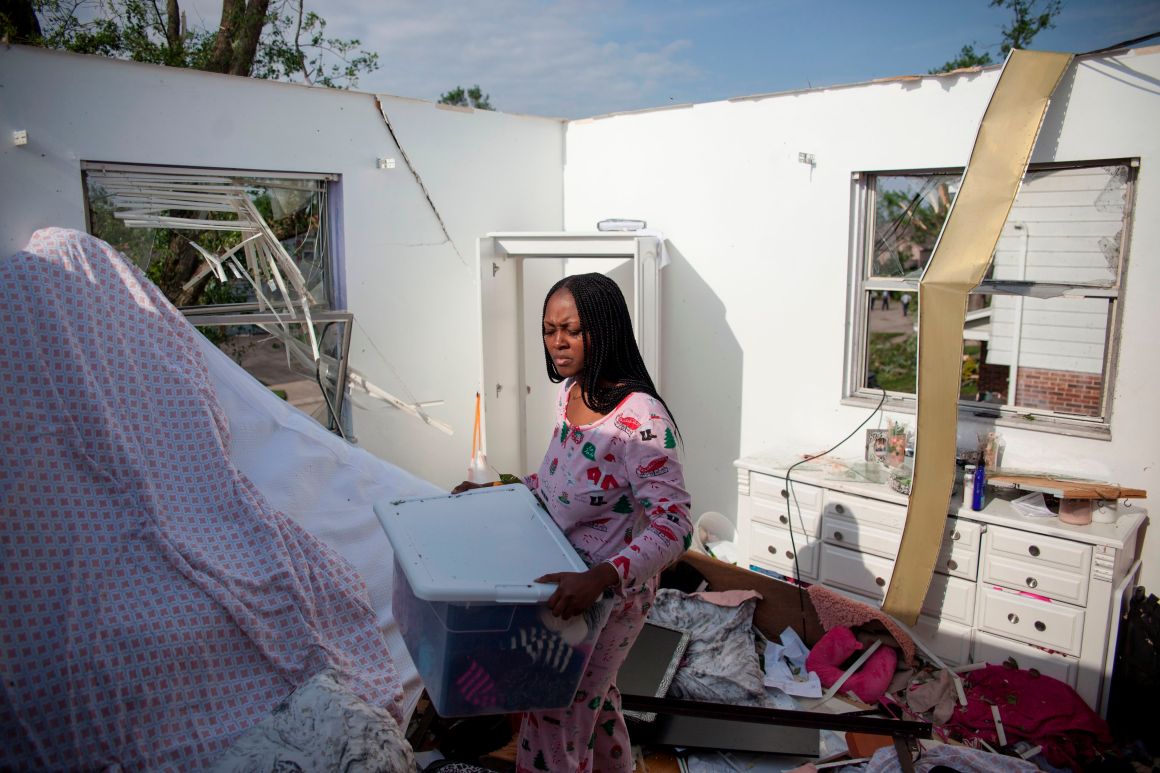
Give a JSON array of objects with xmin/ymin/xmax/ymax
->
[{"xmin": 526, "ymin": 380, "xmax": 692, "ymax": 591}]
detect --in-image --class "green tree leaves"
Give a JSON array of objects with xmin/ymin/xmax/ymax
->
[
  {"xmin": 439, "ymin": 84, "xmax": 494, "ymax": 110},
  {"xmin": 931, "ymin": 0, "xmax": 1062, "ymax": 74}
]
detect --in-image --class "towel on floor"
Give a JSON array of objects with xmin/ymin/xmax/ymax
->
[{"xmin": 806, "ymin": 584, "xmax": 917, "ymax": 664}]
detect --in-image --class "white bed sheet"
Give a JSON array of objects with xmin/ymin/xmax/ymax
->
[{"xmin": 197, "ymin": 334, "xmax": 442, "ymax": 720}]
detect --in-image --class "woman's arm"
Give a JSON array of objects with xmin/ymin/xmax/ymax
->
[{"xmin": 605, "ymin": 397, "xmax": 692, "ymax": 590}]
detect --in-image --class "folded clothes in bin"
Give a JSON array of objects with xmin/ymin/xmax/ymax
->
[{"xmin": 374, "ymin": 485, "xmax": 612, "ymax": 717}]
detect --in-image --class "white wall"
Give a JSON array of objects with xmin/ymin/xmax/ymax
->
[
  {"xmin": 3, "ymin": 44, "xmax": 1157, "ymax": 592},
  {"xmin": 0, "ymin": 45, "xmax": 565, "ymax": 489},
  {"xmin": 563, "ymin": 49, "xmax": 1160, "ymax": 591}
]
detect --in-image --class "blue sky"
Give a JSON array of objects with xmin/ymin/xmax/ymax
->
[{"xmin": 182, "ymin": 0, "xmax": 1160, "ymax": 117}]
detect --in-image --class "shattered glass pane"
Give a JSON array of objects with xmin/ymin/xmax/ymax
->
[
  {"xmin": 870, "ymin": 174, "xmax": 959, "ymax": 279},
  {"xmin": 84, "ymin": 171, "xmax": 331, "ymax": 310}
]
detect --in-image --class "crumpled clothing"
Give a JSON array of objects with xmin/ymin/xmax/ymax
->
[
  {"xmin": 864, "ymin": 742, "xmax": 1038, "ymax": 772},
  {"xmin": 208, "ymin": 668, "xmax": 416, "ymax": 772},
  {"xmin": 945, "ymin": 664, "xmax": 1112, "ymax": 769},
  {"xmin": 0, "ymin": 229, "xmax": 404, "ymax": 770},
  {"xmin": 905, "ymin": 669, "xmax": 958, "ymax": 726},
  {"xmin": 648, "ymin": 588, "xmax": 768, "ymax": 706}
]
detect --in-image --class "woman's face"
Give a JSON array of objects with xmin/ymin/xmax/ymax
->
[{"xmin": 543, "ymin": 288, "xmax": 585, "ymax": 379}]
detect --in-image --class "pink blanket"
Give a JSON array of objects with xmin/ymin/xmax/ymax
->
[{"xmin": 0, "ymin": 229, "xmax": 404, "ymax": 769}]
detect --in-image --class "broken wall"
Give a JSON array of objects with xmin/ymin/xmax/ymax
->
[{"xmin": 0, "ymin": 44, "xmax": 566, "ymax": 488}]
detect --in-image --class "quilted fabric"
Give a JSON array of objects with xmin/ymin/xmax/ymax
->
[
  {"xmin": 647, "ymin": 588, "xmax": 768, "ymax": 706},
  {"xmin": 0, "ymin": 229, "xmax": 404, "ymax": 769}
]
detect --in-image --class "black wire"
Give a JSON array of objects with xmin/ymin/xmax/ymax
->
[
  {"xmin": 782, "ymin": 387, "xmax": 889, "ymax": 634},
  {"xmin": 1079, "ymin": 30, "xmax": 1160, "ymax": 57},
  {"xmin": 314, "ymin": 320, "xmax": 348, "ymax": 441}
]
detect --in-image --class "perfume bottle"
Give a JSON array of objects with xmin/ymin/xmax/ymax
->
[{"xmin": 971, "ymin": 464, "xmax": 986, "ymax": 511}]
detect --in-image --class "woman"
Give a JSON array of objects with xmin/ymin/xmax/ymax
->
[{"xmin": 455, "ymin": 272, "xmax": 692, "ymax": 772}]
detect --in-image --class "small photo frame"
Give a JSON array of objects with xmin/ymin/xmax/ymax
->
[{"xmin": 865, "ymin": 429, "xmax": 890, "ymax": 464}]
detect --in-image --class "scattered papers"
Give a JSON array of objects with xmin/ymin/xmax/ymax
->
[{"xmin": 763, "ymin": 627, "xmax": 822, "ymax": 699}]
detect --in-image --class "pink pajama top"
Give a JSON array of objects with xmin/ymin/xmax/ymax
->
[{"xmin": 526, "ymin": 380, "xmax": 692, "ymax": 592}]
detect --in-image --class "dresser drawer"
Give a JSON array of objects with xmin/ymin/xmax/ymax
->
[
  {"xmin": 987, "ymin": 527, "xmax": 1092, "ymax": 577},
  {"xmin": 937, "ymin": 541, "xmax": 980, "ymax": 581},
  {"xmin": 983, "ymin": 553, "xmax": 1088, "ymax": 606},
  {"xmin": 750, "ymin": 521, "xmax": 820, "ymax": 580},
  {"xmin": 833, "ymin": 586, "xmax": 972, "ymax": 665},
  {"xmin": 752, "ymin": 472, "xmax": 822, "ymax": 509},
  {"xmin": 823, "ymin": 513, "xmax": 902, "ymax": 559},
  {"xmin": 913, "ymin": 615, "xmax": 973, "ymax": 666},
  {"xmin": 743, "ymin": 476, "xmax": 823, "ymax": 537},
  {"xmin": 823, "ymin": 493, "xmax": 907, "ymax": 530},
  {"xmin": 977, "ymin": 586, "xmax": 1085, "ymax": 657},
  {"xmin": 922, "ymin": 572, "xmax": 976, "ymax": 625},
  {"xmin": 820, "ymin": 543, "xmax": 893, "ymax": 600},
  {"xmin": 818, "ymin": 544, "xmax": 974, "ymax": 624},
  {"xmin": 944, "ymin": 517, "xmax": 982, "ymax": 550},
  {"xmin": 973, "ymin": 629, "xmax": 1079, "ymax": 688}
]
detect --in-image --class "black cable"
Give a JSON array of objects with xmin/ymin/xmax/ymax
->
[
  {"xmin": 782, "ymin": 387, "xmax": 889, "ymax": 634},
  {"xmin": 1079, "ymin": 30, "xmax": 1160, "ymax": 57},
  {"xmin": 314, "ymin": 320, "xmax": 349, "ymax": 441}
]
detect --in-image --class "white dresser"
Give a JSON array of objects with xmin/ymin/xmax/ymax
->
[{"xmin": 734, "ymin": 454, "xmax": 1147, "ymax": 716}]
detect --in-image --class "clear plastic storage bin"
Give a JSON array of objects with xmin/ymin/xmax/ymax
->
[{"xmin": 375, "ymin": 485, "xmax": 611, "ymax": 717}]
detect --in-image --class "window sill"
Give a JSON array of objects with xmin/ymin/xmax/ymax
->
[{"xmin": 840, "ymin": 394, "xmax": 1112, "ymax": 442}]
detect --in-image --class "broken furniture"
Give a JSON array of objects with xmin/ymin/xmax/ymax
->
[
  {"xmin": 733, "ymin": 453, "xmax": 1147, "ymax": 715},
  {"xmin": 619, "ymin": 552, "xmax": 933, "ymax": 772}
]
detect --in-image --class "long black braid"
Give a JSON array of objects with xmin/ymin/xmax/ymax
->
[{"xmin": 542, "ymin": 273, "xmax": 680, "ymax": 438}]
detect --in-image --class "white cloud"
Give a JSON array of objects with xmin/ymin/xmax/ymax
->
[{"xmin": 176, "ymin": 0, "xmax": 704, "ymax": 117}]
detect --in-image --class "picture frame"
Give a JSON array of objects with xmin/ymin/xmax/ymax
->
[{"xmin": 865, "ymin": 429, "xmax": 890, "ymax": 464}]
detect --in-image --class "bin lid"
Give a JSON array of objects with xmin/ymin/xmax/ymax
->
[{"xmin": 373, "ymin": 484, "xmax": 588, "ymax": 604}]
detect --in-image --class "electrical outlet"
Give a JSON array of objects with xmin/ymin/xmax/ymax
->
[{"xmin": 13, "ymin": 130, "xmax": 28, "ymax": 146}]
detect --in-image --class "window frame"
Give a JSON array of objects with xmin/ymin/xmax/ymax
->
[
  {"xmin": 844, "ymin": 158, "xmax": 1139, "ymax": 438},
  {"xmin": 80, "ymin": 161, "xmax": 351, "ymax": 436}
]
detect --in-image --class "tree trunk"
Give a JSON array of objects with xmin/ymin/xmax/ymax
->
[
  {"xmin": 205, "ymin": 0, "xmax": 243, "ymax": 72},
  {"xmin": 228, "ymin": 0, "xmax": 271, "ymax": 77},
  {"xmin": 206, "ymin": 0, "xmax": 270, "ymax": 76},
  {"xmin": 165, "ymin": 0, "xmax": 181, "ymax": 48},
  {"xmin": 0, "ymin": 0, "xmax": 43, "ymax": 43}
]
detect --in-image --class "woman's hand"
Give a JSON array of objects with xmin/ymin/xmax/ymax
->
[{"xmin": 536, "ymin": 562, "xmax": 620, "ymax": 620}]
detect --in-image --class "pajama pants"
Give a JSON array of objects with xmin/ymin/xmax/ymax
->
[{"xmin": 515, "ymin": 584, "xmax": 655, "ymax": 773}]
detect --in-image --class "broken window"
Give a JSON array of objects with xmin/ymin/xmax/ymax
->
[
  {"xmin": 82, "ymin": 163, "xmax": 350, "ymax": 435},
  {"xmin": 849, "ymin": 161, "xmax": 1135, "ymax": 433}
]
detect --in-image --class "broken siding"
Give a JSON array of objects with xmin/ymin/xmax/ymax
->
[{"xmin": 985, "ymin": 165, "xmax": 1127, "ymax": 374}]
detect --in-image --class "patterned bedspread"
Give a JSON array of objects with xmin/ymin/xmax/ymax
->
[{"xmin": 0, "ymin": 229, "xmax": 406, "ymax": 769}]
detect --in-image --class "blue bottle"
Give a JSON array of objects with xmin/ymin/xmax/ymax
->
[{"xmin": 971, "ymin": 464, "xmax": 986, "ymax": 511}]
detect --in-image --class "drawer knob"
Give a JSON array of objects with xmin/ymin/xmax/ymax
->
[
  {"xmin": 1008, "ymin": 613, "xmax": 1020, "ymax": 624},
  {"xmin": 834, "ymin": 504, "xmax": 846, "ymax": 514},
  {"xmin": 952, "ymin": 530, "xmax": 962, "ymax": 541},
  {"xmin": 779, "ymin": 515, "xmax": 788, "ymax": 525},
  {"xmin": 834, "ymin": 531, "xmax": 844, "ymax": 541},
  {"xmin": 767, "ymin": 546, "xmax": 777, "ymax": 555},
  {"xmin": 875, "ymin": 577, "xmax": 886, "ymax": 587},
  {"xmin": 1026, "ymin": 577, "xmax": 1038, "ymax": 589},
  {"xmin": 780, "ymin": 489, "xmax": 789, "ymax": 499},
  {"xmin": 947, "ymin": 559, "xmax": 958, "ymax": 571},
  {"xmin": 1029, "ymin": 545, "xmax": 1041, "ymax": 557},
  {"xmin": 1034, "ymin": 621, "xmax": 1046, "ymax": 632},
  {"xmin": 785, "ymin": 550, "xmax": 795, "ymax": 560}
]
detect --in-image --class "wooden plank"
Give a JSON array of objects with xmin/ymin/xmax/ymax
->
[{"xmin": 987, "ymin": 473, "xmax": 1145, "ymax": 500}]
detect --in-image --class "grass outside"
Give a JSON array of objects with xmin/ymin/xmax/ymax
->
[{"xmin": 867, "ymin": 334, "xmax": 981, "ymax": 398}]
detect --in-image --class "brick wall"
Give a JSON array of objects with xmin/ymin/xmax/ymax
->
[{"xmin": 1015, "ymin": 367, "xmax": 1103, "ymax": 417}]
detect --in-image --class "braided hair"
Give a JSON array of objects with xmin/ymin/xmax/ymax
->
[{"xmin": 542, "ymin": 273, "xmax": 680, "ymax": 436}]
